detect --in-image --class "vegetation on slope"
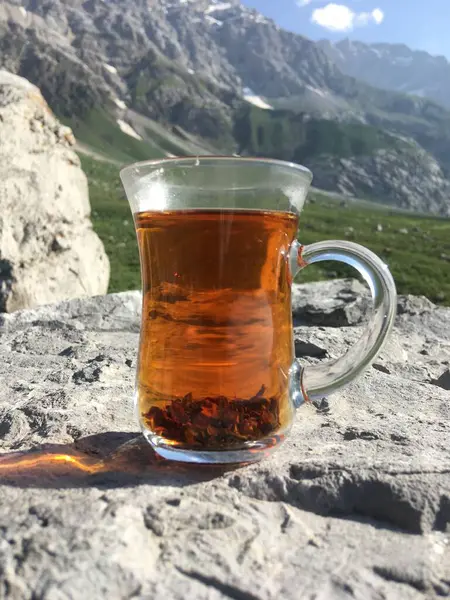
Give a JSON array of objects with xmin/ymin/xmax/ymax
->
[
  {"xmin": 234, "ymin": 104, "xmax": 404, "ymax": 162},
  {"xmin": 126, "ymin": 48, "xmax": 237, "ymax": 150},
  {"xmin": 64, "ymin": 104, "xmax": 218, "ymax": 164},
  {"xmin": 62, "ymin": 108, "xmax": 166, "ymax": 164},
  {"xmin": 272, "ymin": 88, "xmax": 450, "ymax": 173}
]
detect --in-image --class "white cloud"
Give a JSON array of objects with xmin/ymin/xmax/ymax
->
[
  {"xmin": 312, "ymin": 4, "xmax": 353, "ymax": 30},
  {"xmin": 372, "ymin": 8, "xmax": 384, "ymax": 24},
  {"xmin": 311, "ymin": 4, "xmax": 384, "ymax": 31},
  {"xmin": 297, "ymin": 0, "xmax": 323, "ymax": 6}
]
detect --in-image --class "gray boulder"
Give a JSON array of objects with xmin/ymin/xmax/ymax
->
[
  {"xmin": 0, "ymin": 284, "xmax": 449, "ymax": 599},
  {"xmin": 292, "ymin": 278, "xmax": 370, "ymax": 326},
  {"xmin": 0, "ymin": 70, "xmax": 109, "ymax": 312}
]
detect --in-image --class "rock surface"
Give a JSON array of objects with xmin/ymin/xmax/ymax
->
[
  {"xmin": 0, "ymin": 70, "xmax": 109, "ymax": 312},
  {"xmin": 307, "ymin": 144, "xmax": 450, "ymax": 216},
  {"xmin": 292, "ymin": 278, "xmax": 370, "ymax": 327},
  {"xmin": 0, "ymin": 283, "xmax": 449, "ymax": 599}
]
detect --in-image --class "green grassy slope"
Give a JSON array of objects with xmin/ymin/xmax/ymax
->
[
  {"xmin": 126, "ymin": 110, "xmax": 217, "ymax": 156},
  {"xmin": 65, "ymin": 106, "xmax": 216, "ymax": 165},
  {"xmin": 234, "ymin": 104, "xmax": 404, "ymax": 162},
  {"xmin": 63, "ymin": 108, "xmax": 166, "ymax": 163},
  {"xmin": 82, "ymin": 155, "xmax": 450, "ymax": 304}
]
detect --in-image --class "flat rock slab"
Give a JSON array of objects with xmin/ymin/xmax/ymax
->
[{"xmin": 0, "ymin": 287, "xmax": 449, "ymax": 599}]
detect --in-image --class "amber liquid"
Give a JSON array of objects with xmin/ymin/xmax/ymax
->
[{"xmin": 136, "ymin": 209, "xmax": 298, "ymax": 450}]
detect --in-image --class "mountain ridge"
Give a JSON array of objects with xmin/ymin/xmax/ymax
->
[
  {"xmin": 319, "ymin": 38, "xmax": 450, "ymax": 112},
  {"xmin": 0, "ymin": 0, "xmax": 449, "ymax": 214}
]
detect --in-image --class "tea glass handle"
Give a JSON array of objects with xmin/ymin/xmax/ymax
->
[{"xmin": 290, "ymin": 240, "xmax": 397, "ymax": 402}]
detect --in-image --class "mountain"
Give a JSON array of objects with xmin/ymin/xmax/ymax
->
[
  {"xmin": 0, "ymin": 0, "xmax": 449, "ymax": 214},
  {"xmin": 0, "ymin": 0, "xmax": 350, "ymax": 122},
  {"xmin": 319, "ymin": 39, "xmax": 450, "ymax": 112}
]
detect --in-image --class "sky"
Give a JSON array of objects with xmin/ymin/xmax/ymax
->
[{"xmin": 241, "ymin": 0, "xmax": 450, "ymax": 58}]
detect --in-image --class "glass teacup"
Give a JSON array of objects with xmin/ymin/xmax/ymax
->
[{"xmin": 120, "ymin": 157, "xmax": 396, "ymax": 464}]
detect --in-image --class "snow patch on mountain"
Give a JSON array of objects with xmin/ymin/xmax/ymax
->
[
  {"xmin": 204, "ymin": 2, "xmax": 232, "ymax": 14},
  {"xmin": 243, "ymin": 87, "xmax": 273, "ymax": 110},
  {"xmin": 205, "ymin": 15, "xmax": 223, "ymax": 26},
  {"xmin": 305, "ymin": 85, "xmax": 327, "ymax": 98},
  {"xmin": 117, "ymin": 119, "xmax": 142, "ymax": 140},
  {"xmin": 104, "ymin": 63, "xmax": 118, "ymax": 75},
  {"xmin": 114, "ymin": 98, "xmax": 127, "ymax": 110}
]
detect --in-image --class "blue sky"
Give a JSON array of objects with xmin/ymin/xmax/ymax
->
[{"xmin": 241, "ymin": 0, "xmax": 450, "ymax": 58}]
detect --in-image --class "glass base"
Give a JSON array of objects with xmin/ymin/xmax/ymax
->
[{"xmin": 143, "ymin": 429, "xmax": 285, "ymax": 464}]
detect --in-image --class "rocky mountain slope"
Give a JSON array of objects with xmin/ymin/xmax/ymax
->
[
  {"xmin": 0, "ymin": 0, "xmax": 450, "ymax": 214},
  {"xmin": 319, "ymin": 38, "xmax": 450, "ymax": 111},
  {"xmin": 306, "ymin": 142, "xmax": 450, "ymax": 214},
  {"xmin": 235, "ymin": 105, "xmax": 450, "ymax": 214}
]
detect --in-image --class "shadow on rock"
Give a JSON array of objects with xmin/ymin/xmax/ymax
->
[{"xmin": 0, "ymin": 431, "xmax": 238, "ymax": 489}]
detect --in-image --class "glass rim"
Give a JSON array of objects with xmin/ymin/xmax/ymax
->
[{"xmin": 120, "ymin": 155, "xmax": 313, "ymax": 184}]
